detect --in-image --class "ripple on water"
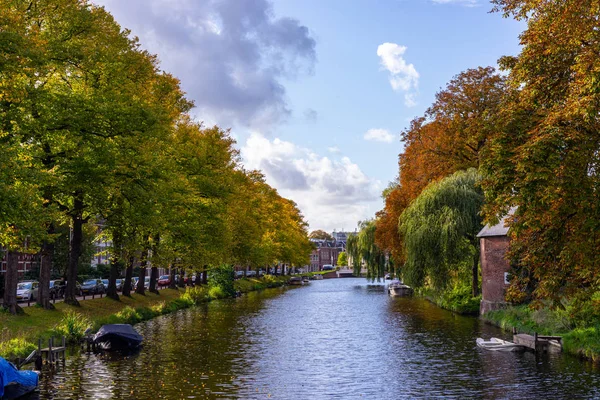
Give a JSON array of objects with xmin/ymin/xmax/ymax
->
[{"xmin": 38, "ymin": 278, "xmax": 600, "ymax": 399}]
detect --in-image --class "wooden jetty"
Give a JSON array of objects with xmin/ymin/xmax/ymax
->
[
  {"xmin": 513, "ymin": 332, "xmax": 562, "ymax": 353},
  {"xmin": 37, "ymin": 336, "xmax": 67, "ymax": 368}
]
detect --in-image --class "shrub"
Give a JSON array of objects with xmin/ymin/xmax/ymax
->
[
  {"xmin": 0, "ymin": 337, "xmax": 37, "ymax": 360},
  {"xmin": 208, "ymin": 264, "xmax": 236, "ymax": 297},
  {"xmin": 182, "ymin": 286, "xmax": 210, "ymax": 305},
  {"xmin": 208, "ymin": 286, "xmax": 225, "ymax": 300},
  {"xmin": 53, "ymin": 311, "xmax": 91, "ymax": 343}
]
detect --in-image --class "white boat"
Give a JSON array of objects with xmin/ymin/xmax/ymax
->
[
  {"xmin": 476, "ymin": 337, "xmax": 525, "ymax": 352},
  {"xmin": 301, "ymin": 276, "xmax": 310, "ymax": 284},
  {"xmin": 388, "ymin": 280, "xmax": 413, "ymax": 296},
  {"xmin": 289, "ymin": 277, "xmax": 303, "ymax": 285},
  {"xmin": 313, "ymin": 274, "xmax": 323, "ymax": 280}
]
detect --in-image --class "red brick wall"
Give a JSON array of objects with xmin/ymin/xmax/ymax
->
[{"xmin": 480, "ymin": 236, "xmax": 510, "ymax": 315}]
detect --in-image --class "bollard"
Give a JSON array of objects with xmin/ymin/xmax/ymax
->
[{"xmin": 48, "ymin": 338, "xmax": 53, "ymax": 364}]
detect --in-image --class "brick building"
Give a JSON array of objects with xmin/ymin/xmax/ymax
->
[
  {"xmin": 477, "ymin": 211, "xmax": 513, "ymax": 315},
  {"xmin": 0, "ymin": 250, "xmax": 40, "ymax": 278},
  {"xmin": 307, "ymin": 231, "xmax": 356, "ymax": 272}
]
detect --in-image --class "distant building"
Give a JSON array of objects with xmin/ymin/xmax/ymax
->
[
  {"xmin": 0, "ymin": 249, "xmax": 40, "ymax": 278},
  {"xmin": 477, "ymin": 210, "xmax": 514, "ymax": 315},
  {"xmin": 307, "ymin": 230, "xmax": 356, "ymax": 271}
]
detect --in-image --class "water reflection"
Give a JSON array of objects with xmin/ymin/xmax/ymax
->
[{"xmin": 37, "ymin": 279, "xmax": 600, "ymax": 399}]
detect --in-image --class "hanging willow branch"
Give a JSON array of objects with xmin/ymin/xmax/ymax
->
[{"xmin": 398, "ymin": 168, "xmax": 483, "ymax": 294}]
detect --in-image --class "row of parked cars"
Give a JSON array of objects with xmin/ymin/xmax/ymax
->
[{"xmin": 15, "ymin": 277, "xmax": 157, "ymax": 302}]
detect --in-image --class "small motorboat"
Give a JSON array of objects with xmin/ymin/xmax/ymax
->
[
  {"xmin": 301, "ymin": 276, "xmax": 310, "ymax": 284},
  {"xmin": 93, "ymin": 324, "xmax": 143, "ymax": 351},
  {"xmin": 289, "ymin": 277, "xmax": 303, "ymax": 286},
  {"xmin": 313, "ymin": 274, "xmax": 323, "ymax": 280},
  {"xmin": 388, "ymin": 280, "xmax": 413, "ymax": 296},
  {"xmin": 476, "ymin": 337, "xmax": 525, "ymax": 352},
  {"xmin": 0, "ymin": 357, "xmax": 39, "ymax": 400}
]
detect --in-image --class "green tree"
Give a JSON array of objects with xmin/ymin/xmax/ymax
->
[
  {"xmin": 309, "ymin": 230, "xmax": 333, "ymax": 241},
  {"xmin": 399, "ymin": 169, "xmax": 483, "ymax": 296},
  {"xmin": 337, "ymin": 252, "xmax": 348, "ymax": 267}
]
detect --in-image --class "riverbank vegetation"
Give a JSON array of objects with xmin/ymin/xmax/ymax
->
[
  {"xmin": 360, "ymin": 1, "xmax": 600, "ymax": 331},
  {"xmin": 0, "ymin": 275, "xmax": 291, "ymax": 359},
  {"xmin": 0, "ymin": 0, "xmax": 312, "ymax": 314}
]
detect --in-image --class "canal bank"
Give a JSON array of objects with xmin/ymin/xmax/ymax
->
[
  {"xmin": 30, "ymin": 278, "xmax": 600, "ymax": 399},
  {"xmin": 0, "ymin": 275, "xmax": 290, "ymax": 360}
]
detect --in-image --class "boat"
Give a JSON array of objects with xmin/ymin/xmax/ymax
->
[
  {"xmin": 289, "ymin": 277, "xmax": 303, "ymax": 286},
  {"xmin": 313, "ymin": 274, "xmax": 323, "ymax": 280},
  {"xmin": 0, "ymin": 357, "xmax": 39, "ymax": 400},
  {"xmin": 302, "ymin": 276, "xmax": 310, "ymax": 284},
  {"xmin": 388, "ymin": 280, "xmax": 413, "ymax": 296},
  {"xmin": 93, "ymin": 324, "xmax": 143, "ymax": 351},
  {"xmin": 476, "ymin": 337, "xmax": 525, "ymax": 352}
]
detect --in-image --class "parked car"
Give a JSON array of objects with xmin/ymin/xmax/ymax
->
[
  {"xmin": 235, "ymin": 271, "xmax": 244, "ymax": 279},
  {"xmin": 49, "ymin": 280, "xmax": 66, "ymax": 299},
  {"xmin": 322, "ymin": 265, "xmax": 334, "ymax": 271},
  {"xmin": 16, "ymin": 281, "xmax": 39, "ymax": 302},
  {"xmin": 247, "ymin": 270, "xmax": 256, "ymax": 277},
  {"xmin": 158, "ymin": 275, "xmax": 171, "ymax": 286},
  {"xmin": 116, "ymin": 279, "xmax": 123, "ymax": 291},
  {"xmin": 144, "ymin": 276, "xmax": 150, "ymax": 289},
  {"xmin": 79, "ymin": 278, "xmax": 105, "ymax": 296}
]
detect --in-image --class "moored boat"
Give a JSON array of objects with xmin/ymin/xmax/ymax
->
[
  {"xmin": 93, "ymin": 324, "xmax": 143, "ymax": 351},
  {"xmin": 388, "ymin": 280, "xmax": 413, "ymax": 296},
  {"xmin": 289, "ymin": 277, "xmax": 303, "ymax": 285},
  {"xmin": 476, "ymin": 337, "xmax": 525, "ymax": 352},
  {"xmin": 302, "ymin": 276, "xmax": 310, "ymax": 284},
  {"xmin": 0, "ymin": 357, "xmax": 39, "ymax": 400},
  {"xmin": 313, "ymin": 274, "xmax": 323, "ymax": 280}
]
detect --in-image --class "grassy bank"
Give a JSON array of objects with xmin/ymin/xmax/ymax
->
[
  {"xmin": 418, "ymin": 286, "xmax": 481, "ymax": 315},
  {"xmin": 0, "ymin": 275, "xmax": 290, "ymax": 360},
  {"xmin": 483, "ymin": 305, "xmax": 600, "ymax": 361}
]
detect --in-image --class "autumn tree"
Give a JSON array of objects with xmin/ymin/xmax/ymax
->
[
  {"xmin": 376, "ymin": 68, "xmax": 506, "ymax": 265},
  {"xmin": 481, "ymin": 0, "xmax": 600, "ymax": 303}
]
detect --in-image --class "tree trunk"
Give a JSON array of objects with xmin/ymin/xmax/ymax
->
[
  {"xmin": 107, "ymin": 230, "xmax": 122, "ymax": 301},
  {"xmin": 136, "ymin": 245, "xmax": 149, "ymax": 295},
  {"xmin": 195, "ymin": 271, "xmax": 202, "ymax": 287},
  {"xmin": 65, "ymin": 196, "xmax": 84, "ymax": 306},
  {"xmin": 472, "ymin": 246, "xmax": 480, "ymax": 297},
  {"xmin": 37, "ymin": 224, "xmax": 55, "ymax": 309},
  {"xmin": 178, "ymin": 270, "xmax": 186, "ymax": 288},
  {"xmin": 201, "ymin": 267, "xmax": 208, "ymax": 285},
  {"xmin": 122, "ymin": 255, "xmax": 135, "ymax": 297},
  {"xmin": 149, "ymin": 266, "xmax": 159, "ymax": 294},
  {"xmin": 3, "ymin": 251, "xmax": 23, "ymax": 315},
  {"xmin": 169, "ymin": 265, "xmax": 177, "ymax": 289}
]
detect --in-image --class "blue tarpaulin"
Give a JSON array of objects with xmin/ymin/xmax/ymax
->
[{"xmin": 0, "ymin": 357, "xmax": 38, "ymax": 398}]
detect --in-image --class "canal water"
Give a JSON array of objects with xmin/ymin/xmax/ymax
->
[{"xmin": 37, "ymin": 278, "xmax": 600, "ymax": 399}]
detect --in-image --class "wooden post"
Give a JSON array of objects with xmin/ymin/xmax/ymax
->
[{"xmin": 48, "ymin": 338, "xmax": 53, "ymax": 364}]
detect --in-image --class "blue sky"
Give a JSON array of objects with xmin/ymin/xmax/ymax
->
[{"xmin": 94, "ymin": 0, "xmax": 523, "ymax": 232}]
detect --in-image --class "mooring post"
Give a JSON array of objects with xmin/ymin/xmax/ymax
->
[{"xmin": 48, "ymin": 338, "xmax": 53, "ymax": 364}]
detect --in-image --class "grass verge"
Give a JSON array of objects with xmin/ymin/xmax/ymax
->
[
  {"xmin": 0, "ymin": 275, "xmax": 291, "ymax": 360},
  {"xmin": 483, "ymin": 304, "xmax": 600, "ymax": 362},
  {"xmin": 418, "ymin": 286, "xmax": 481, "ymax": 315}
]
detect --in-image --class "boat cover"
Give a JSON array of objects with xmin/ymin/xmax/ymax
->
[
  {"xmin": 93, "ymin": 324, "xmax": 143, "ymax": 345},
  {"xmin": 0, "ymin": 357, "xmax": 38, "ymax": 398}
]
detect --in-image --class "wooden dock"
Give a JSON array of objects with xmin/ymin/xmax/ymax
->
[
  {"xmin": 37, "ymin": 336, "xmax": 67, "ymax": 368},
  {"xmin": 513, "ymin": 333, "xmax": 562, "ymax": 353}
]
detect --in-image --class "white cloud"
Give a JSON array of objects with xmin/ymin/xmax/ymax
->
[
  {"xmin": 241, "ymin": 133, "xmax": 381, "ymax": 231},
  {"xmin": 377, "ymin": 42, "xmax": 419, "ymax": 107},
  {"xmin": 93, "ymin": 0, "xmax": 316, "ymax": 129},
  {"xmin": 431, "ymin": 0, "xmax": 479, "ymax": 6},
  {"xmin": 364, "ymin": 128, "xmax": 395, "ymax": 143},
  {"xmin": 328, "ymin": 146, "xmax": 341, "ymax": 154}
]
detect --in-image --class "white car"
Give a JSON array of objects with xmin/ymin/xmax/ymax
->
[{"xmin": 16, "ymin": 281, "xmax": 39, "ymax": 302}]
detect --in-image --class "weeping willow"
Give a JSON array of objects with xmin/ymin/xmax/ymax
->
[
  {"xmin": 347, "ymin": 220, "xmax": 387, "ymax": 281},
  {"xmin": 398, "ymin": 168, "xmax": 483, "ymax": 295},
  {"xmin": 346, "ymin": 234, "xmax": 361, "ymax": 276}
]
